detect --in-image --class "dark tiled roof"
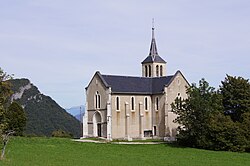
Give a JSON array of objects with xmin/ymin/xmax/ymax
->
[
  {"xmin": 101, "ymin": 74, "xmax": 173, "ymax": 94},
  {"xmin": 151, "ymin": 76, "xmax": 173, "ymax": 93},
  {"xmin": 142, "ymin": 56, "xmax": 154, "ymax": 64},
  {"xmin": 154, "ymin": 56, "xmax": 166, "ymax": 63},
  {"xmin": 141, "ymin": 55, "xmax": 166, "ymax": 64}
]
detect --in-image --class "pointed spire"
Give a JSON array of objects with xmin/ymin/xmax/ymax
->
[
  {"xmin": 149, "ymin": 18, "xmax": 158, "ymax": 59},
  {"xmin": 141, "ymin": 20, "xmax": 166, "ymax": 64}
]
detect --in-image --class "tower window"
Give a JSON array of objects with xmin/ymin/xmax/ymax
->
[
  {"xmin": 131, "ymin": 97, "xmax": 135, "ymax": 110},
  {"xmin": 156, "ymin": 65, "xmax": 159, "ymax": 77},
  {"xmin": 95, "ymin": 91, "xmax": 101, "ymax": 109},
  {"xmin": 145, "ymin": 66, "xmax": 148, "ymax": 77},
  {"xmin": 160, "ymin": 65, "xmax": 163, "ymax": 76},
  {"xmin": 148, "ymin": 65, "xmax": 151, "ymax": 77}
]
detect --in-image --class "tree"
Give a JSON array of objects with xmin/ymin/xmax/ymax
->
[
  {"xmin": 207, "ymin": 111, "xmax": 247, "ymax": 151},
  {"xmin": 0, "ymin": 130, "xmax": 14, "ymax": 160},
  {"xmin": 220, "ymin": 75, "xmax": 250, "ymax": 122},
  {"xmin": 173, "ymin": 76, "xmax": 250, "ymax": 152},
  {"xmin": 219, "ymin": 75, "xmax": 250, "ymax": 151},
  {"xmin": 172, "ymin": 79, "xmax": 221, "ymax": 149},
  {"xmin": 0, "ymin": 68, "xmax": 13, "ymax": 160},
  {"xmin": 241, "ymin": 112, "xmax": 250, "ymax": 152},
  {"xmin": 0, "ymin": 68, "xmax": 12, "ymax": 132},
  {"xmin": 5, "ymin": 102, "xmax": 26, "ymax": 136}
]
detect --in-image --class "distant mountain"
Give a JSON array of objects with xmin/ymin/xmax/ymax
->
[
  {"xmin": 65, "ymin": 105, "xmax": 85, "ymax": 116},
  {"xmin": 8, "ymin": 79, "xmax": 81, "ymax": 138},
  {"xmin": 74, "ymin": 113, "xmax": 83, "ymax": 122}
]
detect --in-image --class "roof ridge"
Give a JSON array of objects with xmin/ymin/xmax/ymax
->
[
  {"xmin": 102, "ymin": 74, "xmax": 150, "ymax": 79},
  {"xmin": 102, "ymin": 74, "xmax": 173, "ymax": 79}
]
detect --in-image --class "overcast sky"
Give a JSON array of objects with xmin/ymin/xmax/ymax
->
[{"xmin": 1, "ymin": 0, "xmax": 249, "ymax": 108}]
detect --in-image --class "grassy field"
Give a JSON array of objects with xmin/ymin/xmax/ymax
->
[{"xmin": 1, "ymin": 137, "xmax": 250, "ymax": 166}]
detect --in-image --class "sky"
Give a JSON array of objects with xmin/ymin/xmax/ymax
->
[{"xmin": 1, "ymin": 0, "xmax": 250, "ymax": 109}]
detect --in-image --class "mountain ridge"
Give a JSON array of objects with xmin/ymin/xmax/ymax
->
[{"xmin": 8, "ymin": 78, "xmax": 81, "ymax": 137}]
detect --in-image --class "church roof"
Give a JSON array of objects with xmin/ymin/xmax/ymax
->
[
  {"xmin": 142, "ymin": 55, "xmax": 166, "ymax": 64},
  {"xmin": 141, "ymin": 27, "xmax": 166, "ymax": 64},
  {"xmin": 98, "ymin": 73, "xmax": 174, "ymax": 94}
]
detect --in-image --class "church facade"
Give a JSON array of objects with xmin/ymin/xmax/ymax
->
[{"xmin": 83, "ymin": 27, "xmax": 189, "ymax": 140}]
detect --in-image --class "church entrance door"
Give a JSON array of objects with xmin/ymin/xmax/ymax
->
[
  {"xmin": 93, "ymin": 111, "xmax": 102, "ymax": 137},
  {"xmin": 153, "ymin": 126, "xmax": 157, "ymax": 136},
  {"xmin": 97, "ymin": 124, "xmax": 102, "ymax": 137}
]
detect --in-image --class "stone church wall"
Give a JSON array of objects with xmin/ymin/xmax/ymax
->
[
  {"xmin": 165, "ymin": 72, "xmax": 189, "ymax": 137},
  {"xmin": 111, "ymin": 94, "xmax": 152, "ymax": 139},
  {"xmin": 86, "ymin": 74, "xmax": 109, "ymax": 137}
]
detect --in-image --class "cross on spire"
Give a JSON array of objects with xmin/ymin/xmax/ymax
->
[{"xmin": 152, "ymin": 18, "xmax": 155, "ymax": 40}]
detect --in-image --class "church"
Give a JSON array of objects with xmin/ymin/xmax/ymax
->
[{"xmin": 83, "ymin": 27, "xmax": 189, "ymax": 141}]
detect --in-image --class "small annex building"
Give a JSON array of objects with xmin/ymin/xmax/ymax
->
[{"xmin": 83, "ymin": 27, "xmax": 189, "ymax": 140}]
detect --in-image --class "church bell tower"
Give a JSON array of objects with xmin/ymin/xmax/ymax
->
[{"xmin": 141, "ymin": 24, "xmax": 167, "ymax": 78}]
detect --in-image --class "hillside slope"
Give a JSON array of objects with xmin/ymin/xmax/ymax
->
[{"xmin": 8, "ymin": 79, "xmax": 81, "ymax": 137}]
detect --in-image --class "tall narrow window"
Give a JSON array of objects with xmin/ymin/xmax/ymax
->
[
  {"xmin": 116, "ymin": 96, "xmax": 120, "ymax": 110},
  {"xmin": 160, "ymin": 65, "xmax": 163, "ymax": 76},
  {"xmin": 131, "ymin": 97, "xmax": 135, "ymax": 110},
  {"xmin": 144, "ymin": 97, "xmax": 148, "ymax": 110},
  {"xmin": 156, "ymin": 65, "xmax": 159, "ymax": 77},
  {"xmin": 98, "ymin": 94, "xmax": 101, "ymax": 108},
  {"xmin": 145, "ymin": 66, "xmax": 148, "ymax": 77},
  {"xmin": 177, "ymin": 97, "xmax": 182, "ymax": 109},
  {"xmin": 156, "ymin": 97, "xmax": 159, "ymax": 110},
  {"xmin": 148, "ymin": 65, "xmax": 151, "ymax": 77},
  {"xmin": 177, "ymin": 93, "xmax": 182, "ymax": 109},
  {"xmin": 95, "ymin": 93, "xmax": 98, "ymax": 108},
  {"xmin": 95, "ymin": 91, "xmax": 101, "ymax": 109}
]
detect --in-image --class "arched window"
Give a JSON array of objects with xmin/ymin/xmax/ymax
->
[
  {"xmin": 160, "ymin": 65, "xmax": 163, "ymax": 76},
  {"xmin": 176, "ymin": 93, "xmax": 182, "ymax": 109},
  {"xmin": 148, "ymin": 65, "xmax": 151, "ymax": 77},
  {"xmin": 145, "ymin": 66, "xmax": 148, "ymax": 77},
  {"xmin": 156, "ymin": 97, "xmax": 159, "ymax": 110},
  {"xmin": 144, "ymin": 97, "xmax": 148, "ymax": 110},
  {"xmin": 95, "ymin": 91, "xmax": 101, "ymax": 109},
  {"xmin": 131, "ymin": 97, "xmax": 135, "ymax": 110},
  {"xmin": 156, "ymin": 65, "xmax": 159, "ymax": 77},
  {"xmin": 116, "ymin": 96, "xmax": 120, "ymax": 110}
]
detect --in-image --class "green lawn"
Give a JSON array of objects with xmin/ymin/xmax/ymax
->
[{"xmin": 1, "ymin": 137, "xmax": 250, "ymax": 166}]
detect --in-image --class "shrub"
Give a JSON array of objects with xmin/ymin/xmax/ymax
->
[{"xmin": 51, "ymin": 130, "xmax": 73, "ymax": 138}]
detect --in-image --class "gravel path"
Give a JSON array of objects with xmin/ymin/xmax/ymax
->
[{"xmin": 73, "ymin": 139, "xmax": 165, "ymax": 144}]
